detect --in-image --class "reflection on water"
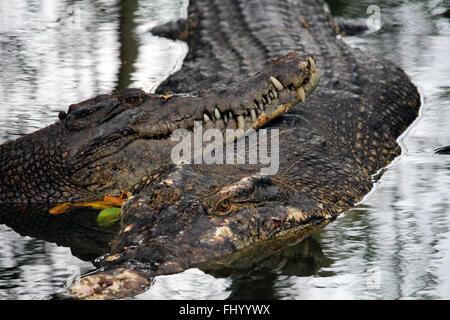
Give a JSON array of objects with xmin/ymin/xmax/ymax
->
[
  {"xmin": 116, "ymin": 0, "xmax": 139, "ymax": 91},
  {"xmin": 308, "ymin": 0, "xmax": 450, "ymax": 300},
  {"xmin": 0, "ymin": 0, "xmax": 187, "ymax": 143},
  {"xmin": 137, "ymin": 235, "xmax": 333, "ymax": 300},
  {"xmin": 0, "ymin": 0, "xmax": 449, "ymax": 299}
]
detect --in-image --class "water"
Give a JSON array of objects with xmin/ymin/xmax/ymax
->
[
  {"xmin": 0, "ymin": 0, "xmax": 449, "ymax": 300},
  {"xmin": 0, "ymin": 0, "xmax": 188, "ymax": 143}
]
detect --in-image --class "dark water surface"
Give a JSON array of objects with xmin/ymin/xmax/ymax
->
[{"xmin": 0, "ymin": 0, "xmax": 449, "ymax": 299}]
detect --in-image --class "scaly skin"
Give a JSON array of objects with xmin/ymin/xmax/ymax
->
[
  {"xmin": 0, "ymin": 52, "xmax": 314, "ymax": 206},
  {"xmin": 1, "ymin": 0, "xmax": 420, "ymax": 299}
]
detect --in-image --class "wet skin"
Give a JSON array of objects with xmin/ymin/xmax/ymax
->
[{"xmin": 0, "ymin": 0, "xmax": 420, "ymax": 299}]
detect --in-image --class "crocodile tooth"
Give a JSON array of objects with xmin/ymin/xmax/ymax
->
[
  {"xmin": 308, "ymin": 57, "xmax": 316, "ymax": 72},
  {"xmin": 203, "ymin": 113, "xmax": 211, "ymax": 122},
  {"xmin": 214, "ymin": 108, "xmax": 221, "ymax": 119},
  {"xmin": 224, "ymin": 113, "xmax": 229, "ymax": 123},
  {"xmin": 266, "ymin": 95, "xmax": 271, "ymax": 104},
  {"xmin": 296, "ymin": 87, "xmax": 306, "ymax": 102},
  {"xmin": 269, "ymin": 91, "xmax": 275, "ymax": 99},
  {"xmin": 229, "ymin": 111, "xmax": 233, "ymax": 120},
  {"xmin": 250, "ymin": 109, "xmax": 257, "ymax": 122},
  {"xmin": 259, "ymin": 103, "xmax": 265, "ymax": 110},
  {"xmin": 272, "ymin": 90, "xmax": 278, "ymax": 99},
  {"xmin": 237, "ymin": 115, "xmax": 245, "ymax": 129},
  {"xmin": 270, "ymin": 76, "xmax": 284, "ymax": 91},
  {"xmin": 262, "ymin": 96, "xmax": 267, "ymax": 104}
]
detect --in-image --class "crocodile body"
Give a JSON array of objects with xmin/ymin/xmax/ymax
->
[{"xmin": 0, "ymin": 0, "xmax": 420, "ymax": 299}]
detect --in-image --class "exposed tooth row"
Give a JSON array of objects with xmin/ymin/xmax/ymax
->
[
  {"xmin": 271, "ymin": 74, "xmax": 310, "ymax": 103},
  {"xmin": 200, "ymin": 76, "xmax": 289, "ymax": 129},
  {"xmin": 203, "ymin": 106, "xmax": 266, "ymax": 131},
  {"xmin": 202, "ymin": 106, "xmax": 262, "ymax": 130},
  {"xmin": 199, "ymin": 67, "xmax": 315, "ymax": 132}
]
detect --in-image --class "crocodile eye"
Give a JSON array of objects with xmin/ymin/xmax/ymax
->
[
  {"xmin": 126, "ymin": 96, "xmax": 139, "ymax": 104},
  {"xmin": 303, "ymin": 77, "xmax": 309, "ymax": 85},
  {"xmin": 216, "ymin": 199, "xmax": 231, "ymax": 214}
]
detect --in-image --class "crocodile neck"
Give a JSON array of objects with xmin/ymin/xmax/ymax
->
[{"xmin": 157, "ymin": 0, "xmax": 353, "ymax": 93}]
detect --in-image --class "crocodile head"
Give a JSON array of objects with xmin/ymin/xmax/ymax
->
[
  {"xmin": 59, "ymin": 51, "xmax": 319, "ymax": 200},
  {"xmin": 70, "ymin": 162, "xmax": 332, "ymax": 299}
]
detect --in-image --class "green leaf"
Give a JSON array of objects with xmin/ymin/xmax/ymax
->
[{"xmin": 97, "ymin": 207, "xmax": 121, "ymax": 227}]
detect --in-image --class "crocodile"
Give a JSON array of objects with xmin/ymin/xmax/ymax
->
[{"xmin": 0, "ymin": 0, "xmax": 420, "ymax": 299}]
